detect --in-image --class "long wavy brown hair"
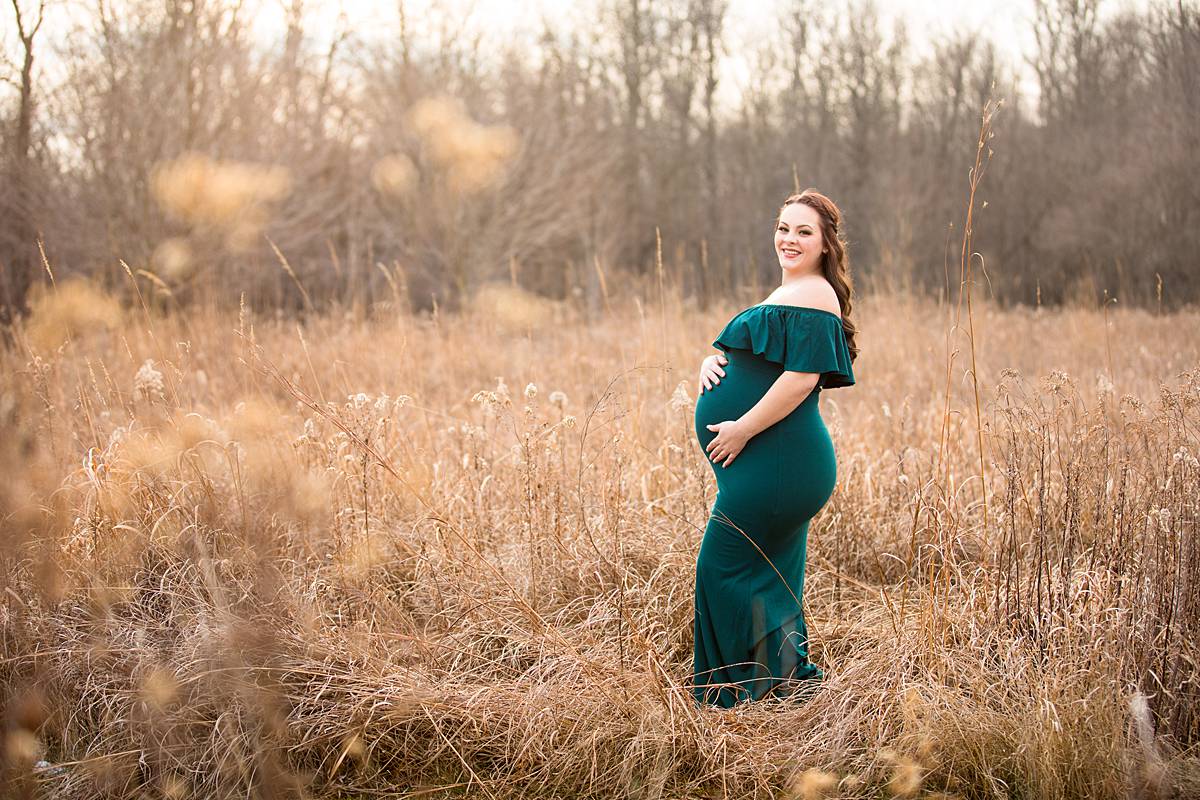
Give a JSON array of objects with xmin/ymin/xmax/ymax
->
[{"xmin": 779, "ymin": 189, "xmax": 859, "ymax": 362}]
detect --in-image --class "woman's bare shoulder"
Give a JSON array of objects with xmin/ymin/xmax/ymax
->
[{"xmin": 765, "ymin": 279, "xmax": 841, "ymax": 318}]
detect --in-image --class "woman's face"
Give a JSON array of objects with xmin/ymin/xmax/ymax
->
[{"xmin": 774, "ymin": 202, "xmax": 825, "ymax": 275}]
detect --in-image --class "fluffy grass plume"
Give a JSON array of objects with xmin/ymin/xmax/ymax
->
[
  {"xmin": 151, "ymin": 152, "xmax": 290, "ymax": 250},
  {"xmin": 407, "ymin": 94, "xmax": 519, "ymax": 192},
  {"xmin": 24, "ymin": 279, "xmax": 123, "ymax": 352}
]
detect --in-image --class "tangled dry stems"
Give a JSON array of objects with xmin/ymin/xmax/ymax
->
[{"xmin": 1, "ymin": 288, "xmax": 1199, "ymax": 798}]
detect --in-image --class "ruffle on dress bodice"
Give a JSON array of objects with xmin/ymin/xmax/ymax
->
[{"xmin": 712, "ymin": 304, "xmax": 855, "ymax": 390}]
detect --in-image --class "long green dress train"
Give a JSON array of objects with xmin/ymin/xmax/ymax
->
[{"xmin": 692, "ymin": 304, "xmax": 855, "ymax": 708}]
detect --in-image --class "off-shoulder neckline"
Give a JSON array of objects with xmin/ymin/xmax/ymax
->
[{"xmin": 741, "ymin": 303, "xmax": 843, "ymax": 321}]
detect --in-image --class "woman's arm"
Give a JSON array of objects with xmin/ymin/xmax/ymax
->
[{"xmin": 704, "ymin": 371, "xmax": 819, "ymax": 467}]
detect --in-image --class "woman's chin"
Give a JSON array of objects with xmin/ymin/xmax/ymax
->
[{"xmin": 778, "ymin": 260, "xmax": 812, "ymax": 274}]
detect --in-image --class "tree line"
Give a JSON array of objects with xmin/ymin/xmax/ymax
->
[{"xmin": 1, "ymin": 0, "xmax": 1197, "ymax": 318}]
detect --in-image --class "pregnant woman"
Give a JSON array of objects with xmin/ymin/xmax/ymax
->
[{"xmin": 691, "ymin": 189, "xmax": 859, "ymax": 708}]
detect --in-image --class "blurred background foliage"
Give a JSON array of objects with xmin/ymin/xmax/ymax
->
[{"xmin": 0, "ymin": 0, "xmax": 1197, "ymax": 318}]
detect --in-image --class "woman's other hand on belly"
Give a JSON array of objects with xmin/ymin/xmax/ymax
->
[{"xmin": 698, "ymin": 353, "xmax": 728, "ymax": 394}]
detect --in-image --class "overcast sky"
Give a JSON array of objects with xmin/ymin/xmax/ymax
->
[
  {"xmin": 244, "ymin": 0, "xmax": 1151, "ymax": 106},
  {"xmin": 247, "ymin": 0, "xmax": 1050, "ymax": 58},
  {"xmin": 248, "ymin": 0, "xmax": 1056, "ymax": 46},
  {"xmin": 5, "ymin": 0, "xmax": 1155, "ymax": 112}
]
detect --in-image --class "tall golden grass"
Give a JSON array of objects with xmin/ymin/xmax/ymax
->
[
  {"xmin": 1, "ymin": 272, "xmax": 1198, "ymax": 798},
  {"xmin": 2, "ymin": 96, "xmax": 1197, "ymax": 800}
]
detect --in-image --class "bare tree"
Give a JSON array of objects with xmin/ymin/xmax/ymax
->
[
  {"xmin": 1031, "ymin": 0, "xmax": 1104, "ymax": 124},
  {"xmin": 611, "ymin": 0, "xmax": 659, "ymax": 271},
  {"xmin": 696, "ymin": 0, "xmax": 725, "ymax": 303},
  {"xmin": 0, "ymin": 0, "xmax": 46, "ymax": 324}
]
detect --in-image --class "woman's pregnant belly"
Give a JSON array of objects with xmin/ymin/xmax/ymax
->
[{"xmin": 694, "ymin": 348, "xmax": 838, "ymax": 543}]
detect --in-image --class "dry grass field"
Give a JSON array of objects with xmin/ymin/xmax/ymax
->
[{"xmin": 2, "ymin": 280, "xmax": 1199, "ymax": 799}]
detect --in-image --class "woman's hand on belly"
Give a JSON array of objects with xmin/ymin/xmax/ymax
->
[
  {"xmin": 698, "ymin": 353, "xmax": 728, "ymax": 394},
  {"xmin": 705, "ymin": 419, "xmax": 751, "ymax": 467}
]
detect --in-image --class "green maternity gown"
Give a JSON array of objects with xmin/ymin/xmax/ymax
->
[{"xmin": 692, "ymin": 304, "xmax": 855, "ymax": 708}]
